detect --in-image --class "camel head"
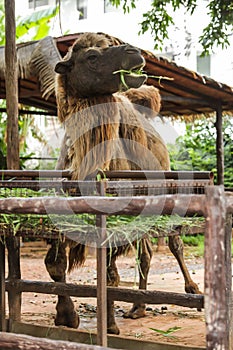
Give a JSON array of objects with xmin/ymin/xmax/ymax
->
[{"xmin": 55, "ymin": 32, "xmax": 147, "ymax": 98}]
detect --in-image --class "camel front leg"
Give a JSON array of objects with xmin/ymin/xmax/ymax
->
[
  {"xmin": 106, "ymin": 250, "xmax": 120, "ymax": 335},
  {"xmin": 124, "ymin": 238, "xmax": 153, "ymax": 319},
  {"xmin": 168, "ymin": 235, "xmax": 202, "ymax": 294},
  {"xmin": 44, "ymin": 240, "xmax": 79, "ymax": 328}
]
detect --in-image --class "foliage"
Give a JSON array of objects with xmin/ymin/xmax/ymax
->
[
  {"xmin": 168, "ymin": 117, "xmax": 233, "ymax": 187},
  {"xmin": 0, "ymin": 3, "xmax": 58, "ymax": 168},
  {"xmin": 199, "ymin": 0, "xmax": 233, "ymax": 55},
  {"xmin": 182, "ymin": 234, "xmax": 205, "ymax": 256},
  {"xmin": 182, "ymin": 233, "xmax": 233, "ymax": 257},
  {"xmin": 16, "ymin": 5, "xmax": 59, "ymax": 42},
  {"xmin": 109, "ymin": 0, "xmax": 233, "ymax": 55},
  {"xmin": 37, "ymin": 147, "xmax": 60, "ymax": 170},
  {"xmin": 0, "ymin": 101, "xmax": 48, "ymax": 169},
  {"xmin": 0, "ymin": 1, "xmax": 4, "ymax": 45},
  {"xmin": 0, "ymin": 4, "xmax": 59, "ymax": 45}
]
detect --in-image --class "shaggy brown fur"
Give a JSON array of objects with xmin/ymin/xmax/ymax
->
[{"xmin": 45, "ymin": 32, "xmax": 201, "ymax": 335}]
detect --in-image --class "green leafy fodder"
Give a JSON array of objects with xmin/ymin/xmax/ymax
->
[{"xmin": 149, "ymin": 326, "xmax": 182, "ymax": 339}]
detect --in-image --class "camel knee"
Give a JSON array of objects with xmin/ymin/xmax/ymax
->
[
  {"xmin": 107, "ymin": 264, "xmax": 120, "ymax": 286},
  {"xmin": 139, "ymin": 252, "xmax": 151, "ymax": 275},
  {"xmin": 168, "ymin": 235, "xmax": 184, "ymax": 256},
  {"xmin": 138, "ymin": 239, "xmax": 153, "ymax": 275}
]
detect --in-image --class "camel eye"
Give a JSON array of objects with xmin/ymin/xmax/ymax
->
[
  {"xmin": 85, "ymin": 49, "xmax": 100, "ymax": 64},
  {"xmin": 87, "ymin": 54, "xmax": 98, "ymax": 62}
]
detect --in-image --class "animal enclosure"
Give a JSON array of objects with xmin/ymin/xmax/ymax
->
[{"xmin": 0, "ymin": 169, "xmax": 232, "ymax": 350}]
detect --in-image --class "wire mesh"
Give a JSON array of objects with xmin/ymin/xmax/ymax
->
[{"xmin": 0, "ymin": 171, "xmax": 211, "ymax": 245}]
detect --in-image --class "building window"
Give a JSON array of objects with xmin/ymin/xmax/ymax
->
[
  {"xmin": 29, "ymin": 0, "xmax": 49, "ymax": 9},
  {"xmin": 197, "ymin": 54, "xmax": 211, "ymax": 76},
  {"xmin": 77, "ymin": 0, "xmax": 88, "ymax": 19},
  {"xmin": 104, "ymin": 0, "xmax": 120, "ymax": 13}
]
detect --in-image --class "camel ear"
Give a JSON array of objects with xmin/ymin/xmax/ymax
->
[{"xmin": 55, "ymin": 59, "xmax": 72, "ymax": 74}]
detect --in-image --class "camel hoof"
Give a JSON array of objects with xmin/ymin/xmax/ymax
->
[
  {"xmin": 185, "ymin": 282, "xmax": 203, "ymax": 311},
  {"xmin": 107, "ymin": 325, "xmax": 120, "ymax": 335},
  {"xmin": 123, "ymin": 305, "xmax": 146, "ymax": 319},
  {"xmin": 55, "ymin": 311, "xmax": 80, "ymax": 329},
  {"xmin": 185, "ymin": 282, "xmax": 202, "ymax": 295}
]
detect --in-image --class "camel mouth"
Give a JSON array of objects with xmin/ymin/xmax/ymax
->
[{"xmin": 113, "ymin": 65, "xmax": 148, "ymax": 90}]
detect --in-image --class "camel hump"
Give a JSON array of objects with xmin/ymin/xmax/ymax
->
[{"xmin": 121, "ymin": 85, "xmax": 161, "ymax": 118}]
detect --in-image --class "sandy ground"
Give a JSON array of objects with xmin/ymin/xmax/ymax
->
[{"xmin": 6, "ymin": 241, "xmax": 206, "ymax": 348}]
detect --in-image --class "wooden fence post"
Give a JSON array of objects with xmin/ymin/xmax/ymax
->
[
  {"xmin": 6, "ymin": 236, "xmax": 21, "ymax": 324},
  {"xmin": 0, "ymin": 240, "xmax": 6, "ymax": 331},
  {"xmin": 225, "ymin": 213, "xmax": 233, "ymax": 349},
  {"xmin": 205, "ymin": 186, "xmax": 230, "ymax": 350},
  {"xmin": 96, "ymin": 181, "xmax": 107, "ymax": 347}
]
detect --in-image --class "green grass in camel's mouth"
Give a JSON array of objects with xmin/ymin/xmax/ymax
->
[
  {"xmin": 113, "ymin": 68, "xmax": 174, "ymax": 90},
  {"xmin": 113, "ymin": 68, "xmax": 147, "ymax": 89}
]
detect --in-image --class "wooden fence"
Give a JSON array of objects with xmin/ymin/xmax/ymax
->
[{"xmin": 0, "ymin": 171, "xmax": 232, "ymax": 350}]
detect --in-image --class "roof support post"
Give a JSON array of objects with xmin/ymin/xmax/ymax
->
[
  {"xmin": 4, "ymin": 0, "xmax": 22, "ymax": 330},
  {"xmin": 4, "ymin": 0, "xmax": 20, "ymax": 170},
  {"xmin": 215, "ymin": 103, "xmax": 224, "ymax": 185}
]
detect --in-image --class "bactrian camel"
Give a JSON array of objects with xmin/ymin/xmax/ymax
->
[{"xmin": 44, "ymin": 32, "xmax": 201, "ymax": 335}]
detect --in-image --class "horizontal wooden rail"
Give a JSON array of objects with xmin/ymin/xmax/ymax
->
[
  {"xmin": 0, "ymin": 194, "xmax": 206, "ymax": 216},
  {"xmin": 0, "ymin": 170, "xmax": 71, "ymax": 179},
  {"xmin": 0, "ymin": 332, "xmax": 114, "ymax": 350},
  {"xmin": 0, "ymin": 191, "xmax": 231, "ymax": 216},
  {"xmin": 0, "ymin": 169, "xmax": 214, "ymax": 180},
  {"xmin": 5, "ymin": 280, "xmax": 204, "ymax": 309},
  {"xmin": 103, "ymin": 170, "xmax": 214, "ymax": 180}
]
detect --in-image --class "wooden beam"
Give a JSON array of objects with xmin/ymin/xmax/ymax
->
[
  {"xmin": 4, "ymin": 0, "xmax": 19, "ymax": 170},
  {"xmin": 162, "ymin": 95, "xmax": 210, "ymax": 105},
  {"xmin": 0, "ymin": 332, "xmax": 115, "ymax": 350},
  {"xmin": 5, "ymin": 237, "xmax": 21, "ymax": 323},
  {"xmin": 204, "ymin": 186, "xmax": 229, "ymax": 349},
  {"xmin": 0, "ymin": 169, "xmax": 214, "ymax": 180},
  {"xmin": 0, "ymin": 194, "xmax": 206, "ymax": 216},
  {"xmin": 4, "ymin": 3, "xmax": 22, "ymax": 328},
  {"xmin": 225, "ymin": 213, "xmax": 233, "ymax": 348},
  {"xmin": 6, "ymin": 323, "xmax": 207, "ymax": 350},
  {"xmin": 0, "ymin": 240, "xmax": 6, "ymax": 331},
  {"xmin": 5, "ymin": 280, "xmax": 204, "ymax": 309},
  {"xmin": 96, "ymin": 182, "xmax": 107, "ymax": 347},
  {"xmin": 0, "ymin": 108, "xmax": 55, "ymax": 116},
  {"xmin": 145, "ymin": 57, "xmax": 233, "ymax": 101}
]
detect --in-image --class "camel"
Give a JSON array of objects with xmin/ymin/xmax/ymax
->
[{"xmin": 44, "ymin": 32, "xmax": 201, "ymax": 335}]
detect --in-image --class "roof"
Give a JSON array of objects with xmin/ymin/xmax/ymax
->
[{"xmin": 0, "ymin": 32, "xmax": 233, "ymax": 119}]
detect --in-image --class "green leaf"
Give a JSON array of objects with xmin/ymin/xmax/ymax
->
[
  {"xmin": 16, "ymin": 5, "xmax": 59, "ymax": 41},
  {"xmin": 149, "ymin": 326, "xmax": 182, "ymax": 338}
]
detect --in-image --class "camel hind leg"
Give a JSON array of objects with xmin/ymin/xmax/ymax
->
[
  {"xmin": 168, "ymin": 235, "xmax": 202, "ymax": 294},
  {"xmin": 124, "ymin": 238, "xmax": 153, "ymax": 319},
  {"xmin": 44, "ymin": 240, "xmax": 79, "ymax": 328}
]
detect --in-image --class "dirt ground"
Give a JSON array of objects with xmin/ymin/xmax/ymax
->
[{"xmin": 7, "ymin": 240, "xmax": 206, "ymax": 348}]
